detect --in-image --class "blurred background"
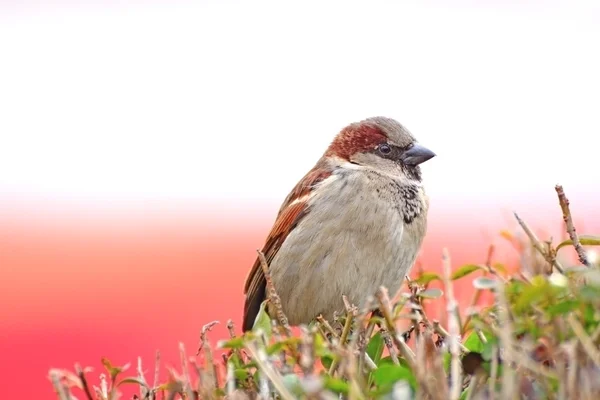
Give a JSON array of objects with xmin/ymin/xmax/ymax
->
[{"xmin": 1, "ymin": 0, "xmax": 599, "ymax": 397}]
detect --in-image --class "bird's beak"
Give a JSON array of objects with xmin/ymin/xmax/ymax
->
[{"xmin": 400, "ymin": 143, "xmax": 436, "ymax": 166}]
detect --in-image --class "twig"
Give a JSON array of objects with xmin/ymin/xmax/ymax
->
[
  {"xmin": 514, "ymin": 212, "xmax": 565, "ymax": 273},
  {"xmin": 226, "ymin": 319, "xmax": 236, "ymax": 338},
  {"xmin": 567, "ymin": 313, "xmax": 600, "ymax": 368},
  {"xmin": 462, "ymin": 245, "xmax": 497, "ymax": 333},
  {"xmin": 179, "ymin": 343, "xmax": 195, "ymax": 399},
  {"xmin": 245, "ymin": 341, "xmax": 296, "ymax": 400},
  {"xmin": 75, "ymin": 364, "xmax": 95, "ymax": 400},
  {"xmin": 196, "ymin": 321, "xmax": 220, "ymax": 356},
  {"xmin": 432, "ymin": 321, "xmax": 469, "ymax": 353},
  {"xmin": 380, "ymin": 328, "xmax": 400, "ymax": 365},
  {"xmin": 153, "ymin": 350, "xmax": 161, "ymax": 397},
  {"xmin": 135, "ymin": 358, "xmax": 150, "ymax": 400},
  {"xmin": 99, "ymin": 373, "xmax": 109, "ymax": 400},
  {"xmin": 352, "ymin": 296, "xmax": 378, "ymax": 373},
  {"xmin": 555, "ymin": 185, "xmax": 590, "ymax": 267},
  {"xmin": 317, "ymin": 315, "xmax": 340, "ymax": 339},
  {"xmin": 496, "ymin": 282, "xmax": 517, "ymax": 398},
  {"xmin": 344, "ymin": 347, "xmax": 367, "ymax": 400},
  {"xmin": 49, "ymin": 369, "xmax": 70, "ymax": 400},
  {"xmin": 194, "ymin": 322, "xmax": 219, "ymax": 397},
  {"xmin": 591, "ymin": 323, "xmax": 600, "ymax": 344},
  {"xmin": 375, "ymin": 286, "xmax": 416, "ymax": 368},
  {"xmin": 300, "ymin": 326, "xmax": 316, "ymax": 375},
  {"xmin": 226, "ymin": 361, "xmax": 235, "ymax": 396},
  {"xmin": 257, "ymin": 250, "xmax": 292, "ymax": 336},
  {"xmin": 329, "ymin": 295, "xmax": 357, "ymax": 376},
  {"xmin": 442, "ymin": 248, "xmax": 462, "ymax": 400},
  {"xmin": 489, "ymin": 344, "xmax": 499, "ymax": 400}
]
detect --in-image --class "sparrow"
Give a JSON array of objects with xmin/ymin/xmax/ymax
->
[{"xmin": 242, "ymin": 116, "xmax": 435, "ymax": 331}]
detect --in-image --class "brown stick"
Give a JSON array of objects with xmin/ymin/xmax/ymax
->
[
  {"xmin": 442, "ymin": 248, "xmax": 463, "ymax": 400},
  {"xmin": 257, "ymin": 250, "xmax": 292, "ymax": 336},
  {"xmin": 514, "ymin": 212, "xmax": 565, "ymax": 273},
  {"xmin": 376, "ymin": 286, "xmax": 416, "ymax": 368},
  {"xmin": 75, "ymin": 364, "xmax": 94, "ymax": 400},
  {"xmin": 555, "ymin": 185, "xmax": 590, "ymax": 267}
]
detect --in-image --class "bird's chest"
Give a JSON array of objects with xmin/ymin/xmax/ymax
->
[
  {"xmin": 270, "ymin": 171, "xmax": 427, "ymax": 324},
  {"xmin": 312, "ymin": 173, "xmax": 421, "ymax": 271}
]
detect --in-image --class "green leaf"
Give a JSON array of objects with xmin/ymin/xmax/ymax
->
[
  {"xmin": 481, "ymin": 336, "xmax": 499, "ymax": 361},
  {"xmin": 451, "ymin": 264, "xmax": 482, "ymax": 280},
  {"xmin": 546, "ymin": 299, "xmax": 580, "ymax": 316},
  {"xmin": 234, "ymin": 369, "xmax": 248, "ymax": 381},
  {"xmin": 414, "ymin": 272, "xmax": 442, "ymax": 286},
  {"xmin": 443, "ymin": 351, "xmax": 451, "ymax": 373},
  {"xmin": 463, "ymin": 331, "xmax": 486, "ymax": 353},
  {"xmin": 314, "ymin": 332, "xmax": 335, "ymax": 369},
  {"xmin": 117, "ymin": 377, "xmax": 149, "ymax": 388},
  {"xmin": 514, "ymin": 277, "xmax": 550, "ymax": 312},
  {"xmin": 372, "ymin": 364, "xmax": 417, "ymax": 391},
  {"xmin": 366, "ymin": 332, "xmax": 385, "ymax": 364},
  {"xmin": 473, "ymin": 277, "xmax": 498, "ymax": 290},
  {"xmin": 492, "ymin": 263, "xmax": 507, "ymax": 274},
  {"xmin": 418, "ymin": 288, "xmax": 443, "ymax": 299},
  {"xmin": 320, "ymin": 354, "xmax": 334, "ymax": 369},
  {"xmin": 252, "ymin": 300, "xmax": 272, "ymax": 340},
  {"xmin": 218, "ymin": 337, "xmax": 245, "ymax": 349},
  {"xmin": 323, "ymin": 375, "xmax": 350, "ymax": 395},
  {"xmin": 267, "ymin": 337, "xmax": 300, "ymax": 355},
  {"xmin": 101, "ymin": 357, "xmax": 129, "ymax": 382},
  {"xmin": 556, "ymin": 235, "xmax": 600, "ymax": 251},
  {"xmin": 376, "ymin": 356, "xmax": 412, "ymax": 370},
  {"xmin": 481, "ymin": 361, "xmax": 504, "ymax": 377},
  {"xmin": 377, "ymin": 356, "xmax": 396, "ymax": 367}
]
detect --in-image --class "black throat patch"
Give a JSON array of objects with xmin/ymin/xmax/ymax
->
[{"xmin": 374, "ymin": 173, "xmax": 423, "ymax": 224}]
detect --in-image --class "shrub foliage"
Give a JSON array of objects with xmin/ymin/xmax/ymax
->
[{"xmin": 50, "ymin": 186, "xmax": 600, "ymax": 399}]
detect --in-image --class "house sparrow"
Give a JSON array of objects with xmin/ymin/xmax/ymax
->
[{"xmin": 242, "ymin": 116, "xmax": 435, "ymax": 331}]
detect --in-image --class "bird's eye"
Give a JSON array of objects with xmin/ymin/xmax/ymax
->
[{"xmin": 378, "ymin": 144, "xmax": 392, "ymax": 155}]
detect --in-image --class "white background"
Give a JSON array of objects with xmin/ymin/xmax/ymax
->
[{"xmin": 1, "ymin": 0, "xmax": 598, "ymax": 206}]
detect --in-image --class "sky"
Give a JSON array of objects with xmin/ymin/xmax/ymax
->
[{"xmin": 0, "ymin": 0, "xmax": 598, "ymax": 208}]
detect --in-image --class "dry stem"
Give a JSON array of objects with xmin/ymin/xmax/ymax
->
[
  {"xmin": 257, "ymin": 250, "xmax": 292, "ymax": 336},
  {"xmin": 555, "ymin": 184, "xmax": 590, "ymax": 267},
  {"xmin": 245, "ymin": 341, "xmax": 296, "ymax": 400},
  {"xmin": 514, "ymin": 212, "xmax": 565, "ymax": 273},
  {"xmin": 442, "ymin": 248, "xmax": 463, "ymax": 400},
  {"xmin": 376, "ymin": 286, "xmax": 416, "ymax": 368}
]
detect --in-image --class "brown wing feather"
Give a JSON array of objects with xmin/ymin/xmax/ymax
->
[{"xmin": 242, "ymin": 165, "xmax": 333, "ymax": 331}]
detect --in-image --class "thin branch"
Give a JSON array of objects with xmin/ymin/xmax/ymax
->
[
  {"xmin": 432, "ymin": 320, "xmax": 469, "ymax": 353},
  {"xmin": 75, "ymin": 364, "xmax": 95, "ymax": 400},
  {"xmin": 179, "ymin": 343, "xmax": 195, "ymax": 399},
  {"xmin": 197, "ymin": 321, "xmax": 220, "ymax": 356},
  {"xmin": 567, "ymin": 313, "xmax": 600, "ymax": 368},
  {"xmin": 376, "ymin": 286, "xmax": 416, "ymax": 368},
  {"xmin": 329, "ymin": 295, "xmax": 357, "ymax": 376},
  {"xmin": 514, "ymin": 212, "xmax": 565, "ymax": 273},
  {"xmin": 496, "ymin": 283, "xmax": 517, "ymax": 398},
  {"xmin": 153, "ymin": 350, "xmax": 161, "ymax": 397},
  {"xmin": 555, "ymin": 184, "xmax": 590, "ymax": 267},
  {"xmin": 257, "ymin": 250, "xmax": 292, "ymax": 336},
  {"xmin": 317, "ymin": 314, "xmax": 339, "ymax": 339},
  {"xmin": 442, "ymin": 248, "xmax": 463, "ymax": 400},
  {"xmin": 49, "ymin": 369, "xmax": 70, "ymax": 400},
  {"xmin": 245, "ymin": 341, "xmax": 296, "ymax": 400}
]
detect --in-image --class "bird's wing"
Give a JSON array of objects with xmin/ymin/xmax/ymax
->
[{"xmin": 242, "ymin": 166, "xmax": 333, "ymax": 331}]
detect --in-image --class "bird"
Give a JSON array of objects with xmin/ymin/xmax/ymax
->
[{"xmin": 242, "ymin": 116, "xmax": 436, "ymax": 332}]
